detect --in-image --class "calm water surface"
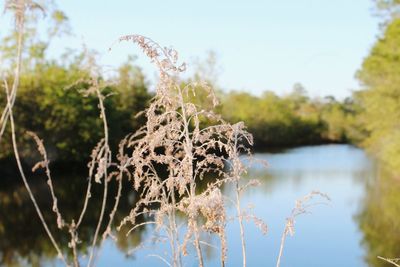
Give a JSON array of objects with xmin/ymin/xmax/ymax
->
[{"xmin": 2, "ymin": 144, "xmax": 393, "ymax": 267}]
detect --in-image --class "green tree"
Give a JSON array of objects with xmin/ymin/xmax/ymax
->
[
  {"xmin": 356, "ymin": 17, "xmax": 400, "ymax": 170},
  {"xmin": 0, "ymin": 2, "xmax": 151, "ymax": 163},
  {"xmin": 0, "ymin": 0, "xmax": 70, "ymax": 71},
  {"xmin": 0, "ymin": 54, "xmax": 151, "ymax": 163}
]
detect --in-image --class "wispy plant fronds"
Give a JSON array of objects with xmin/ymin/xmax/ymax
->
[
  {"xmin": 27, "ymin": 131, "xmax": 65, "ymax": 229},
  {"xmin": 113, "ymin": 34, "xmax": 262, "ymax": 267},
  {"xmin": 276, "ymin": 191, "xmax": 330, "ymax": 267},
  {"xmin": 1, "ymin": 1, "xmax": 329, "ymax": 262}
]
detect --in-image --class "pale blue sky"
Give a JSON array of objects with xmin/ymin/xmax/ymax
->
[{"xmin": 13, "ymin": 1, "xmax": 385, "ymax": 98}]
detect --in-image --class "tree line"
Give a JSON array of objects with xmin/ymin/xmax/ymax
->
[
  {"xmin": 1, "ymin": 0, "xmax": 399, "ymax": 174},
  {"xmin": 0, "ymin": 53, "xmax": 365, "ymax": 163}
]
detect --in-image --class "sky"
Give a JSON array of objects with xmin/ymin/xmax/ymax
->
[{"xmin": 6, "ymin": 0, "xmax": 383, "ymax": 99}]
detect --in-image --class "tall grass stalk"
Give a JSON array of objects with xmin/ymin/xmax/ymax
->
[
  {"xmin": 0, "ymin": 0, "xmax": 28, "ymax": 143},
  {"xmin": 3, "ymin": 77, "xmax": 70, "ymax": 266}
]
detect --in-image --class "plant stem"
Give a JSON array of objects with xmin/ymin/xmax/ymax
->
[
  {"xmin": 193, "ymin": 220, "xmax": 204, "ymax": 267},
  {"xmin": 276, "ymin": 226, "xmax": 288, "ymax": 267},
  {"xmin": 86, "ymin": 81, "xmax": 110, "ymax": 267},
  {"xmin": 5, "ymin": 81, "xmax": 69, "ymax": 267},
  {"xmin": 235, "ymin": 181, "xmax": 247, "ymax": 267}
]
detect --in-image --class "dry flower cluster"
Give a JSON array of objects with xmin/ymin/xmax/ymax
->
[
  {"xmin": 1, "ymin": 1, "xmax": 331, "ymax": 267},
  {"xmin": 112, "ymin": 34, "xmax": 266, "ymax": 267}
]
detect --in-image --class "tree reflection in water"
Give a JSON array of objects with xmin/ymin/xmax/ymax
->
[
  {"xmin": 3, "ymin": 148, "xmax": 400, "ymax": 267},
  {"xmin": 357, "ymin": 165, "xmax": 400, "ymax": 267},
  {"xmin": 0, "ymin": 163, "xmax": 222, "ymax": 267},
  {"xmin": 0, "ymin": 164, "xmax": 145, "ymax": 267}
]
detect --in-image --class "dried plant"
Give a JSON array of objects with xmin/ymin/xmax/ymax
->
[
  {"xmin": 2, "ymin": 2, "xmax": 329, "ymax": 266},
  {"xmin": 225, "ymin": 122, "xmax": 268, "ymax": 267},
  {"xmin": 1, "ymin": 21, "xmax": 124, "ymax": 265},
  {"xmin": 0, "ymin": 0, "xmax": 32, "ymax": 142},
  {"xmin": 23, "ymin": 62, "xmax": 127, "ymax": 267},
  {"xmin": 1, "ymin": 1, "xmax": 69, "ymax": 266},
  {"xmin": 276, "ymin": 191, "xmax": 330, "ymax": 267},
  {"xmin": 378, "ymin": 256, "xmax": 400, "ymax": 267},
  {"xmin": 112, "ymin": 35, "xmax": 267, "ymax": 267},
  {"xmin": 0, "ymin": 13, "xmax": 261, "ymax": 263}
]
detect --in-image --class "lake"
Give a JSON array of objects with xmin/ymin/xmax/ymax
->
[{"xmin": 1, "ymin": 144, "xmax": 397, "ymax": 267}]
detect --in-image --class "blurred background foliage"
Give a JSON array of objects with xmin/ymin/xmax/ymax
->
[
  {"xmin": 356, "ymin": 15, "xmax": 400, "ymax": 172},
  {"xmin": 1, "ymin": 0, "xmax": 400, "ymax": 177},
  {"xmin": 2, "ymin": 1, "xmax": 400, "ymax": 267}
]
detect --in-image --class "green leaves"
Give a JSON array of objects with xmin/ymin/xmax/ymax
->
[
  {"xmin": 356, "ymin": 18, "xmax": 400, "ymax": 170},
  {"xmin": 0, "ymin": 55, "xmax": 151, "ymax": 163},
  {"xmin": 219, "ymin": 89, "xmax": 356, "ymax": 148}
]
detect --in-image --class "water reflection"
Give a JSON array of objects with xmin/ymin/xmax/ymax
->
[
  {"xmin": 356, "ymin": 166, "xmax": 400, "ymax": 267},
  {"xmin": 0, "ymin": 166, "xmax": 145, "ymax": 267},
  {"xmin": 1, "ymin": 145, "xmax": 399, "ymax": 266},
  {"xmin": 229, "ymin": 145, "xmax": 375, "ymax": 267}
]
